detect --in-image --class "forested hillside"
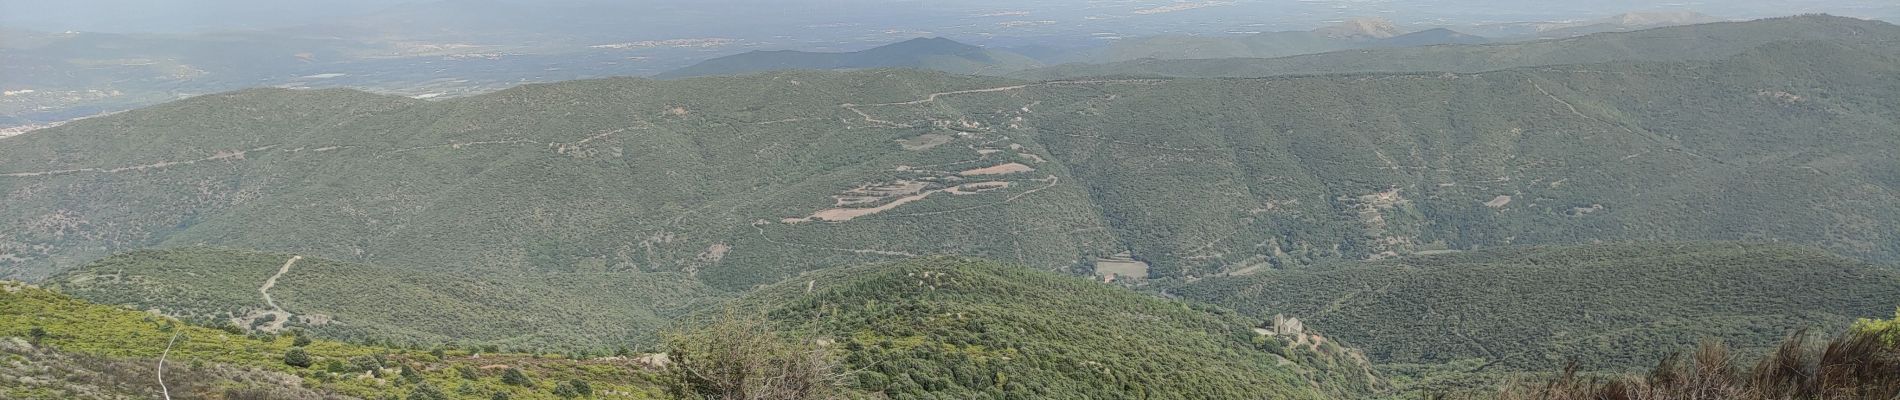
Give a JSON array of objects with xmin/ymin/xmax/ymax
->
[
  {"xmin": 5, "ymin": 31, "xmax": 1900, "ymax": 293},
  {"xmin": 1168, "ymin": 243, "xmax": 1900, "ymax": 371},
  {"xmin": 1017, "ymin": 15, "xmax": 1900, "ymax": 79}
]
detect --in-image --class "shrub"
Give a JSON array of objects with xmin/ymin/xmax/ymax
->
[
  {"xmin": 400, "ymin": 364, "xmax": 423, "ymax": 384},
  {"xmin": 660, "ymin": 311, "xmax": 843, "ymax": 400},
  {"xmin": 500, "ymin": 367, "xmax": 534, "ymax": 387},
  {"xmin": 406, "ymin": 383, "xmax": 447, "ymax": 400},
  {"xmin": 283, "ymin": 348, "xmax": 313, "ymax": 368}
]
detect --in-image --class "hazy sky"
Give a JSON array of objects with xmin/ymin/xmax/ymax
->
[{"xmin": 2, "ymin": 0, "xmax": 1895, "ymax": 34}]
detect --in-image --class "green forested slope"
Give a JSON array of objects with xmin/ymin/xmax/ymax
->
[
  {"xmin": 4, "ymin": 30, "xmax": 1899, "ymax": 294},
  {"xmin": 48, "ymin": 248, "xmax": 721, "ymax": 350},
  {"xmin": 1017, "ymin": 15, "xmax": 1900, "ymax": 79},
  {"xmin": 1167, "ymin": 243, "xmax": 1900, "ymax": 371},
  {"xmin": 724, "ymin": 257, "xmax": 1380, "ymax": 400}
]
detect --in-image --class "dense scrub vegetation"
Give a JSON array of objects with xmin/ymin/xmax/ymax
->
[
  {"xmin": 720, "ymin": 257, "xmax": 1381, "ymax": 400},
  {"xmin": 1167, "ymin": 242, "xmax": 1900, "ymax": 395},
  {"xmin": 1169, "ymin": 243, "xmax": 1900, "ymax": 372},
  {"xmin": 0, "ymin": 281, "xmax": 670, "ymax": 399}
]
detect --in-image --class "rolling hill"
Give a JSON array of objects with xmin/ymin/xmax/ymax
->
[
  {"xmin": 4, "ymin": 32, "xmax": 1900, "ymax": 292},
  {"xmin": 1016, "ymin": 14, "xmax": 1900, "ymax": 79},
  {"xmin": 719, "ymin": 256, "xmax": 1381, "ymax": 399},
  {"xmin": 655, "ymin": 37, "xmax": 1043, "ymax": 79}
]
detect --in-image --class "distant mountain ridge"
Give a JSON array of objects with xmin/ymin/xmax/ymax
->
[
  {"xmin": 1061, "ymin": 17, "xmax": 1486, "ymax": 63},
  {"xmin": 1017, "ymin": 14, "xmax": 1897, "ymax": 79},
  {"xmin": 1534, "ymin": 11, "xmax": 1729, "ymax": 37},
  {"xmin": 656, "ymin": 37, "xmax": 1042, "ymax": 79}
]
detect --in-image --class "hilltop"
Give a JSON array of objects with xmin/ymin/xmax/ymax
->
[{"xmin": 655, "ymin": 37, "xmax": 1043, "ymax": 79}]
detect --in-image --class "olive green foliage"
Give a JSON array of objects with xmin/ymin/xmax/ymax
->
[
  {"xmin": 501, "ymin": 368, "xmax": 535, "ymax": 388},
  {"xmin": 286, "ymin": 347, "xmax": 314, "ymax": 368},
  {"xmin": 1169, "ymin": 243, "xmax": 1900, "ymax": 372},
  {"xmin": 723, "ymin": 257, "xmax": 1380, "ymax": 399},
  {"xmin": 1852, "ymin": 308, "xmax": 1900, "ymax": 346},
  {"xmin": 660, "ymin": 311, "xmax": 843, "ymax": 400},
  {"xmin": 1018, "ymin": 15, "xmax": 1900, "ymax": 79},
  {"xmin": 551, "ymin": 379, "xmax": 592, "ymax": 398},
  {"xmin": 0, "ymin": 281, "xmax": 668, "ymax": 399}
]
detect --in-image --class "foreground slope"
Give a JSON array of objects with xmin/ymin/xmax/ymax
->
[
  {"xmin": 726, "ymin": 257, "xmax": 1380, "ymax": 399},
  {"xmin": 1168, "ymin": 243, "xmax": 1900, "ymax": 371},
  {"xmin": 1018, "ymin": 15, "xmax": 1900, "ymax": 79},
  {"xmin": 0, "ymin": 281, "xmax": 667, "ymax": 399},
  {"xmin": 4, "ymin": 35, "xmax": 1900, "ymax": 287},
  {"xmin": 48, "ymin": 248, "xmax": 721, "ymax": 349},
  {"xmin": 11, "ymin": 257, "xmax": 1384, "ymax": 399}
]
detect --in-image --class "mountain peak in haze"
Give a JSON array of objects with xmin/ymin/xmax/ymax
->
[{"xmin": 1314, "ymin": 17, "xmax": 1404, "ymax": 39}]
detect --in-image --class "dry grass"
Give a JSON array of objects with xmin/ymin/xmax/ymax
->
[{"xmin": 1487, "ymin": 326, "xmax": 1900, "ymax": 400}]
